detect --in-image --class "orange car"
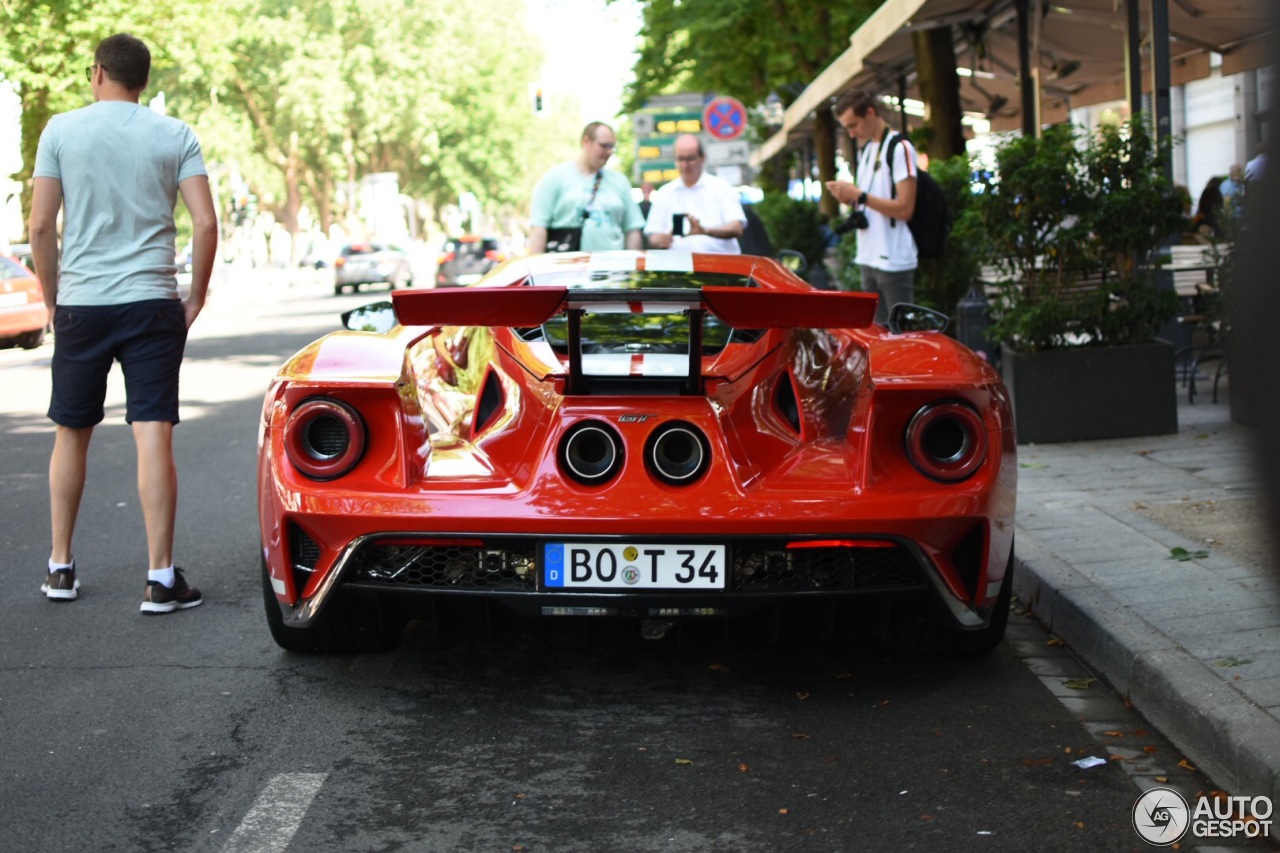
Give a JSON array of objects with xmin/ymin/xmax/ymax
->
[{"xmin": 0, "ymin": 254, "xmax": 48, "ymax": 350}]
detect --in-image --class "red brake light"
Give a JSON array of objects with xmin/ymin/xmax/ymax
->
[
  {"xmin": 283, "ymin": 397, "xmax": 366, "ymax": 481},
  {"xmin": 905, "ymin": 401, "xmax": 987, "ymax": 483},
  {"xmin": 438, "ymin": 252, "xmax": 456, "ymax": 264},
  {"xmin": 484, "ymin": 250, "xmax": 504, "ymax": 262},
  {"xmin": 335, "ymin": 257, "xmax": 346, "ymax": 268}
]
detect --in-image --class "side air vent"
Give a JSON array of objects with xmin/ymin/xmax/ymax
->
[
  {"xmin": 559, "ymin": 420, "xmax": 625, "ymax": 486},
  {"xmin": 473, "ymin": 368, "xmax": 505, "ymax": 435},
  {"xmin": 772, "ymin": 373, "xmax": 802, "ymax": 434}
]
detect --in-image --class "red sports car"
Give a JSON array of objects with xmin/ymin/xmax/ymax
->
[{"xmin": 258, "ymin": 251, "xmax": 1016, "ymax": 653}]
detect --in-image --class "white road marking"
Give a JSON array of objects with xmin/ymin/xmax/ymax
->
[{"xmin": 222, "ymin": 772, "xmax": 327, "ymax": 853}]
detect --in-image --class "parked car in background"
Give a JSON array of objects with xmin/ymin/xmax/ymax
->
[
  {"xmin": 436, "ymin": 235, "xmax": 504, "ymax": 287},
  {"xmin": 0, "ymin": 253, "xmax": 49, "ymax": 349},
  {"xmin": 258, "ymin": 250, "xmax": 1016, "ymax": 653},
  {"xmin": 8, "ymin": 243, "xmax": 34, "ymax": 272},
  {"xmin": 333, "ymin": 243, "xmax": 414, "ymax": 295}
]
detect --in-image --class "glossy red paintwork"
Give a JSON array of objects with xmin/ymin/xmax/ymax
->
[{"xmin": 259, "ymin": 251, "xmax": 1015, "ymax": 623}]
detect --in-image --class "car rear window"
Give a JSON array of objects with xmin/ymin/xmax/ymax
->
[
  {"xmin": 447, "ymin": 239, "xmax": 497, "ymax": 258},
  {"xmin": 1, "ymin": 256, "xmax": 33, "ymax": 280},
  {"xmin": 343, "ymin": 244, "xmax": 387, "ymax": 256}
]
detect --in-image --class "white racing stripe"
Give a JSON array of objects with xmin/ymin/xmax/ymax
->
[{"xmin": 222, "ymin": 772, "xmax": 327, "ymax": 853}]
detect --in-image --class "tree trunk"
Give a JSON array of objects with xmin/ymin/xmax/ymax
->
[
  {"xmin": 912, "ymin": 26, "xmax": 966, "ymax": 161},
  {"xmin": 16, "ymin": 88, "xmax": 52, "ymax": 240},
  {"xmin": 814, "ymin": 108, "xmax": 838, "ymax": 219}
]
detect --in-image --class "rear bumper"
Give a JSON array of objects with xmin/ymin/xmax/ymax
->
[
  {"xmin": 0, "ymin": 302, "xmax": 49, "ymax": 338},
  {"xmin": 269, "ymin": 528, "xmax": 1003, "ymax": 633}
]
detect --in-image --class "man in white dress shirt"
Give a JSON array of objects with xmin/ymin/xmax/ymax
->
[{"xmin": 644, "ymin": 134, "xmax": 746, "ymax": 254}]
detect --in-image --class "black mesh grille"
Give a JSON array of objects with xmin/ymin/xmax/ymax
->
[
  {"xmin": 349, "ymin": 541, "xmax": 538, "ymax": 590},
  {"xmin": 306, "ymin": 416, "xmax": 349, "ymax": 457},
  {"xmin": 290, "ymin": 525, "xmax": 321, "ymax": 572},
  {"xmin": 923, "ymin": 419, "xmax": 966, "ymax": 461},
  {"xmin": 344, "ymin": 538, "xmax": 922, "ymax": 594},
  {"xmin": 733, "ymin": 545, "xmax": 920, "ymax": 591}
]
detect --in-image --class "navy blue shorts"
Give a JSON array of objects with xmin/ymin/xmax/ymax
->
[{"xmin": 48, "ymin": 299, "xmax": 189, "ymax": 428}]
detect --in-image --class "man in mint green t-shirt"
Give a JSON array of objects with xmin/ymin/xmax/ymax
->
[
  {"xmin": 29, "ymin": 33, "xmax": 218, "ymax": 614},
  {"xmin": 527, "ymin": 122, "xmax": 645, "ymax": 254}
]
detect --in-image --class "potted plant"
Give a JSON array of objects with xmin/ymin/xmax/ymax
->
[{"xmin": 977, "ymin": 118, "xmax": 1185, "ymax": 443}]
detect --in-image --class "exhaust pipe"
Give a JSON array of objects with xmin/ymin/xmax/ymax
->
[
  {"xmin": 646, "ymin": 422, "xmax": 709, "ymax": 485},
  {"xmin": 559, "ymin": 421, "xmax": 624, "ymax": 485}
]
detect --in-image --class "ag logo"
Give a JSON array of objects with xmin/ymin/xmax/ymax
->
[
  {"xmin": 1133, "ymin": 787, "xmax": 1190, "ymax": 845},
  {"xmin": 618, "ymin": 415, "xmax": 655, "ymax": 423}
]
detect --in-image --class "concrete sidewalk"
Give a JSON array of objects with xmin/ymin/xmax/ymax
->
[{"xmin": 1011, "ymin": 377, "xmax": 1280, "ymax": 811}]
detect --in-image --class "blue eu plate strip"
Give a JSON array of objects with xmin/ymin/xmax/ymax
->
[{"xmin": 544, "ymin": 543, "xmax": 565, "ymax": 587}]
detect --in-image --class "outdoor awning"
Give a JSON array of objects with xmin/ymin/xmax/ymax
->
[{"xmin": 755, "ymin": 0, "xmax": 1275, "ymax": 165}]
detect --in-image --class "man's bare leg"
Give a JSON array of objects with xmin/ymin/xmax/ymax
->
[
  {"xmin": 132, "ymin": 420, "xmax": 177, "ymax": 570},
  {"xmin": 49, "ymin": 424, "xmax": 94, "ymax": 565}
]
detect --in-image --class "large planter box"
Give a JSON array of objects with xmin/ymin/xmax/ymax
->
[{"xmin": 1001, "ymin": 342, "xmax": 1177, "ymax": 444}]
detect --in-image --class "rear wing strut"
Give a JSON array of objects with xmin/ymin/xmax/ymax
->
[{"xmin": 391, "ymin": 284, "xmax": 878, "ymax": 394}]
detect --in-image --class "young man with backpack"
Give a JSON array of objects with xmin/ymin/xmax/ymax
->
[{"xmin": 826, "ymin": 90, "xmax": 920, "ymax": 323}]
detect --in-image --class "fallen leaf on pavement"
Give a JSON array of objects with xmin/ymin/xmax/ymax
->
[
  {"xmin": 709, "ymin": 663, "xmax": 729, "ymax": 671},
  {"xmin": 792, "ymin": 732, "xmax": 811, "ymax": 740},
  {"xmin": 675, "ymin": 758, "xmax": 694, "ymax": 765},
  {"xmin": 1103, "ymin": 730, "xmax": 1124, "ymax": 737},
  {"xmin": 1168, "ymin": 546, "xmax": 1210, "ymax": 561},
  {"xmin": 778, "ymin": 808, "xmax": 789, "ymax": 815},
  {"xmin": 738, "ymin": 763, "xmax": 749, "ymax": 773},
  {"xmin": 1156, "ymin": 776, "xmax": 1169, "ymax": 783},
  {"xmin": 1047, "ymin": 638, "xmax": 1064, "ymax": 647},
  {"xmin": 1144, "ymin": 746, "xmax": 1159, "ymax": 754},
  {"xmin": 1064, "ymin": 678, "xmax": 1095, "ymax": 689},
  {"xmin": 795, "ymin": 692, "xmax": 811, "ymax": 700},
  {"xmin": 1179, "ymin": 759, "xmax": 1197, "ymax": 771}
]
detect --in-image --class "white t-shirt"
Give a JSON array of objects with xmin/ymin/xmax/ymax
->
[
  {"xmin": 853, "ymin": 130, "xmax": 918, "ymax": 272},
  {"xmin": 644, "ymin": 171, "xmax": 747, "ymax": 254}
]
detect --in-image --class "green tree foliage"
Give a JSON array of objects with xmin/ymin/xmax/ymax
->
[
  {"xmin": 625, "ymin": 0, "xmax": 879, "ymax": 112},
  {"xmin": 3, "ymin": 0, "xmax": 556, "ymax": 239},
  {"xmin": 0, "ymin": 0, "xmax": 196, "ymax": 223}
]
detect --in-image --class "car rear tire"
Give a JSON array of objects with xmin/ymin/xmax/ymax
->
[
  {"xmin": 18, "ymin": 328, "xmax": 44, "ymax": 349},
  {"xmin": 261, "ymin": 556, "xmax": 405, "ymax": 653}
]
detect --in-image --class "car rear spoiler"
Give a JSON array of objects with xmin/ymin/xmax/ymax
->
[
  {"xmin": 391, "ymin": 284, "xmax": 878, "ymax": 330},
  {"xmin": 391, "ymin": 284, "xmax": 878, "ymax": 395}
]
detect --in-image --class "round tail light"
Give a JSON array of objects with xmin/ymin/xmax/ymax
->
[
  {"xmin": 284, "ymin": 397, "xmax": 366, "ymax": 480},
  {"xmin": 559, "ymin": 421, "xmax": 624, "ymax": 486},
  {"xmin": 905, "ymin": 401, "xmax": 987, "ymax": 483}
]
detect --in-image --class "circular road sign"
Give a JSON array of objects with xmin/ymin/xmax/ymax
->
[{"xmin": 703, "ymin": 96, "xmax": 747, "ymax": 141}]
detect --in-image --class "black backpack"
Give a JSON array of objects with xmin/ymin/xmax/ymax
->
[{"xmin": 886, "ymin": 134, "xmax": 952, "ymax": 260}]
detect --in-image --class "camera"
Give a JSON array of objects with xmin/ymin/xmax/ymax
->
[{"xmin": 834, "ymin": 209, "xmax": 869, "ymax": 234}]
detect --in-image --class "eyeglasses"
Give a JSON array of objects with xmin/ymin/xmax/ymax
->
[
  {"xmin": 594, "ymin": 140, "xmax": 616, "ymax": 151},
  {"xmin": 675, "ymin": 155, "xmax": 702, "ymax": 163},
  {"xmin": 85, "ymin": 64, "xmax": 106, "ymax": 81}
]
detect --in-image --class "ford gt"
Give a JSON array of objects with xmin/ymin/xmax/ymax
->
[{"xmin": 258, "ymin": 251, "xmax": 1016, "ymax": 653}]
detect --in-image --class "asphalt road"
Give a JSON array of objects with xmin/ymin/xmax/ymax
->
[{"xmin": 0, "ymin": 266, "xmax": 1267, "ymax": 852}]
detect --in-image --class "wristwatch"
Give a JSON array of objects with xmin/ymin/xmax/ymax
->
[{"xmin": 857, "ymin": 191, "xmax": 868, "ymax": 207}]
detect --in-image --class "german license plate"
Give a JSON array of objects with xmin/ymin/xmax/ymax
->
[{"xmin": 543, "ymin": 543, "xmax": 726, "ymax": 590}]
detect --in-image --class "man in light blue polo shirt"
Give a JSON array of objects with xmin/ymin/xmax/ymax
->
[{"xmin": 29, "ymin": 33, "xmax": 218, "ymax": 613}]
